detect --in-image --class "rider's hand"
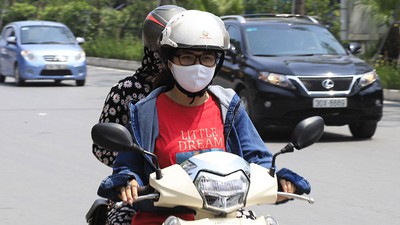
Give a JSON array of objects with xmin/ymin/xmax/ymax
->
[
  {"xmin": 119, "ymin": 179, "xmax": 140, "ymax": 205},
  {"xmin": 276, "ymin": 178, "xmax": 296, "ymax": 202}
]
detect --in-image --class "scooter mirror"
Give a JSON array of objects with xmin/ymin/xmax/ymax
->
[
  {"xmin": 292, "ymin": 116, "xmax": 324, "ymax": 150},
  {"xmin": 91, "ymin": 123, "xmax": 134, "ymax": 152}
]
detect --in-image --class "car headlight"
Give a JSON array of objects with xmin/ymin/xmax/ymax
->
[
  {"xmin": 194, "ymin": 170, "xmax": 249, "ymax": 214},
  {"xmin": 359, "ymin": 70, "xmax": 378, "ymax": 88},
  {"xmin": 21, "ymin": 50, "xmax": 37, "ymax": 61},
  {"xmin": 75, "ymin": 50, "xmax": 86, "ymax": 61},
  {"xmin": 259, "ymin": 72, "xmax": 296, "ymax": 90}
]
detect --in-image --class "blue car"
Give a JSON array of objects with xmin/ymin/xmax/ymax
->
[{"xmin": 0, "ymin": 20, "xmax": 87, "ymax": 86}]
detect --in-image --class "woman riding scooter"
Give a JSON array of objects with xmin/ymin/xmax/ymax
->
[{"xmin": 97, "ymin": 9, "xmax": 311, "ymax": 224}]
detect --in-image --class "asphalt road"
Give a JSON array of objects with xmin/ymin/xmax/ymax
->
[{"xmin": 0, "ymin": 66, "xmax": 399, "ymax": 225}]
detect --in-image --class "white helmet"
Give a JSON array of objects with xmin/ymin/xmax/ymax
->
[{"xmin": 159, "ymin": 10, "xmax": 230, "ymax": 51}]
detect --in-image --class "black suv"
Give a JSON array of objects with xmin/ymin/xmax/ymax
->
[{"xmin": 215, "ymin": 14, "xmax": 383, "ymax": 138}]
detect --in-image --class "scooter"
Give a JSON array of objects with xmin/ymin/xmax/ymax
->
[{"xmin": 88, "ymin": 116, "xmax": 324, "ymax": 225}]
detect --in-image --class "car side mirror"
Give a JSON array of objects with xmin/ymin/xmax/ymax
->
[
  {"xmin": 227, "ymin": 41, "xmax": 241, "ymax": 63},
  {"xmin": 6, "ymin": 36, "xmax": 16, "ymax": 44},
  {"xmin": 76, "ymin": 37, "xmax": 85, "ymax": 45},
  {"xmin": 348, "ymin": 42, "xmax": 361, "ymax": 55},
  {"xmin": 227, "ymin": 44, "xmax": 238, "ymax": 55}
]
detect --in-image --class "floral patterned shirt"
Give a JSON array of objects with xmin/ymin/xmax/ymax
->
[{"xmin": 92, "ymin": 47, "xmax": 164, "ymax": 167}]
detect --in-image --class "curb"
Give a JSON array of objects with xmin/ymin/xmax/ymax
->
[
  {"xmin": 87, "ymin": 57, "xmax": 400, "ymax": 102},
  {"xmin": 87, "ymin": 57, "xmax": 141, "ymax": 71},
  {"xmin": 383, "ymin": 89, "xmax": 400, "ymax": 102}
]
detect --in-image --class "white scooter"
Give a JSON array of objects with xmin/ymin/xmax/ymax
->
[{"xmin": 89, "ymin": 116, "xmax": 324, "ymax": 225}]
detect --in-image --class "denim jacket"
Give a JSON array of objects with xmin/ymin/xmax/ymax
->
[{"xmin": 97, "ymin": 85, "xmax": 272, "ymax": 210}]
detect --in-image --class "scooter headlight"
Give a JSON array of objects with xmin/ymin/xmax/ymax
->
[
  {"xmin": 194, "ymin": 170, "xmax": 249, "ymax": 214},
  {"xmin": 164, "ymin": 216, "xmax": 182, "ymax": 225}
]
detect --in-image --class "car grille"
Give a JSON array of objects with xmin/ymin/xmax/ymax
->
[
  {"xmin": 40, "ymin": 69, "xmax": 73, "ymax": 76},
  {"xmin": 298, "ymin": 77, "xmax": 353, "ymax": 92},
  {"xmin": 43, "ymin": 55, "xmax": 69, "ymax": 62}
]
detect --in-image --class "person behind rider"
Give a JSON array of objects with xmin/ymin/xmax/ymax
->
[
  {"xmin": 91, "ymin": 5, "xmax": 187, "ymax": 225},
  {"xmin": 97, "ymin": 9, "xmax": 311, "ymax": 224},
  {"xmin": 92, "ymin": 4, "xmax": 186, "ymax": 167}
]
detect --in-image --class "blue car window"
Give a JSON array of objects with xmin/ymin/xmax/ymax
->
[
  {"xmin": 20, "ymin": 26, "xmax": 75, "ymax": 44},
  {"xmin": 244, "ymin": 24, "xmax": 347, "ymax": 56}
]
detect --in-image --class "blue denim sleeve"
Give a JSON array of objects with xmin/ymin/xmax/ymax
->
[
  {"xmin": 276, "ymin": 167, "xmax": 311, "ymax": 195},
  {"xmin": 97, "ymin": 150, "xmax": 145, "ymax": 201},
  {"xmin": 232, "ymin": 104, "xmax": 273, "ymax": 168}
]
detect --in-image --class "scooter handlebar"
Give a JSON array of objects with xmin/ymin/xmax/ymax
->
[
  {"xmin": 114, "ymin": 185, "xmax": 159, "ymax": 208},
  {"xmin": 277, "ymin": 191, "xmax": 314, "ymax": 204}
]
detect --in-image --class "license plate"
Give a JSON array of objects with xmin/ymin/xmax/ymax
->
[
  {"xmin": 313, "ymin": 98, "xmax": 347, "ymax": 108},
  {"xmin": 45, "ymin": 64, "xmax": 67, "ymax": 70}
]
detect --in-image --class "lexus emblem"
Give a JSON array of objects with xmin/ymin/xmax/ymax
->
[{"xmin": 322, "ymin": 79, "xmax": 334, "ymax": 89}]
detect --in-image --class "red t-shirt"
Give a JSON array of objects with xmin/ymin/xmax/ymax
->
[
  {"xmin": 132, "ymin": 93, "xmax": 226, "ymax": 224},
  {"xmin": 131, "ymin": 211, "xmax": 194, "ymax": 225},
  {"xmin": 155, "ymin": 92, "xmax": 226, "ymax": 168}
]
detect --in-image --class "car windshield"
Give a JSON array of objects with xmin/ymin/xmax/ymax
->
[
  {"xmin": 244, "ymin": 23, "xmax": 347, "ymax": 56},
  {"xmin": 20, "ymin": 25, "xmax": 76, "ymax": 45}
]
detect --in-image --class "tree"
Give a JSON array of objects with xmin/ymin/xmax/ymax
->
[
  {"xmin": 294, "ymin": 0, "xmax": 305, "ymax": 15},
  {"xmin": 2, "ymin": 2, "xmax": 36, "ymax": 24},
  {"xmin": 361, "ymin": 0, "xmax": 400, "ymax": 63},
  {"xmin": 176, "ymin": 0, "xmax": 244, "ymax": 16}
]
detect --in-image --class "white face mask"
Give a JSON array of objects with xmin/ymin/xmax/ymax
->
[{"xmin": 169, "ymin": 62, "xmax": 215, "ymax": 93}]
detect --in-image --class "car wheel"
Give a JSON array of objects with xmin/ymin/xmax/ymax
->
[
  {"xmin": 14, "ymin": 65, "xmax": 25, "ymax": 86},
  {"xmin": 76, "ymin": 79, "xmax": 85, "ymax": 86},
  {"xmin": 0, "ymin": 74, "xmax": 5, "ymax": 83},
  {"xmin": 349, "ymin": 121, "xmax": 377, "ymax": 139},
  {"xmin": 238, "ymin": 89, "xmax": 253, "ymax": 118}
]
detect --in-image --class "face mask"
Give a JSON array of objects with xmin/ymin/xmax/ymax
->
[{"xmin": 169, "ymin": 62, "xmax": 215, "ymax": 93}]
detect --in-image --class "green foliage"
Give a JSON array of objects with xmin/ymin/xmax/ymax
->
[
  {"xmin": 0, "ymin": 0, "xmax": 398, "ymax": 90},
  {"xmin": 96, "ymin": 7, "xmax": 127, "ymax": 38},
  {"xmin": 376, "ymin": 65, "xmax": 400, "ymax": 89},
  {"xmin": 38, "ymin": 1, "xmax": 96, "ymax": 38},
  {"xmin": 214, "ymin": 0, "xmax": 244, "ymax": 15},
  {"xmin": 305, "ymin": 0, "xmax": 341, "ymax": 38},
  {"xmin": 83, "ymin": 36, "xmax": 143, "ymax": 61},
  {"xmin": 176, "ymin": 0, "xmax": 244, "ymax": 15},
  {"xmin": 244, "ymin": 0, "xmax": 291, "ymax": 14},
  {"xmin": 2, "ymin": 3, "xmax": 37, "ymax": 23},
  {"xmin": 374, "ymin": 53, "xmax": 400, "ymax": 89},
  {"xmin": 243, "ymin": 0, "xmax": 341, "ymax": 38},
  {"xmin": 360, "ymin": 0, "xmax": 400, "ymax": 20}
]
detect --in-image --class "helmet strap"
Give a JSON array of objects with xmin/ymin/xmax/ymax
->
[
  {"xmin": 174, "ymin": 81, "xmax": 208, "ymax": 105},
  {"xmin": 214, "ymin": 51, "xmax": 225, "ymax": 77}
]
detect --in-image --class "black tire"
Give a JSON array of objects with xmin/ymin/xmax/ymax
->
[
  {"xmin": 349, "ymin": 121, "xmax": 377, "ymax": 139},
  {"xmin": 0, "ymin": 74, "xmax": 5, "ymax": 83},
  {"xmin": 76, "ymin": 79, "xmax": 85, "ymax": 86},
  {"xmin": 238, "ymin": 89, "xmax": 252, "ymax": 116},
  {"xmin": 14, "ymin": 65, "xmax": 25, "ymax": 86}
]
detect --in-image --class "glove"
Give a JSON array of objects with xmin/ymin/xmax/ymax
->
[{"xmin": 276, "ymin": 168, "xmax": 311, "ymax": 195}]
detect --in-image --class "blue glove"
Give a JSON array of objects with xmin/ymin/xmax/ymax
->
[{"xmin": 276, "ymin": 168, "xmax": 311, "ymax": 195}]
